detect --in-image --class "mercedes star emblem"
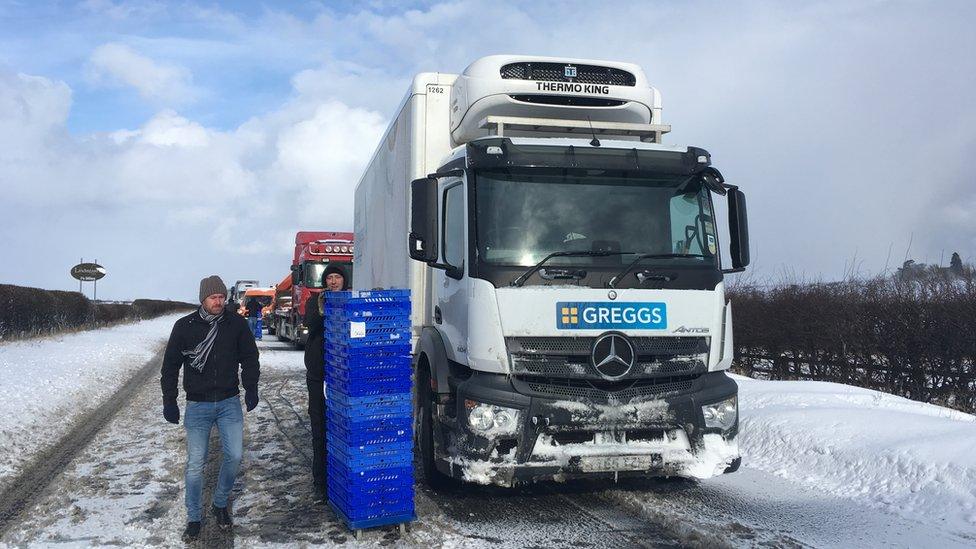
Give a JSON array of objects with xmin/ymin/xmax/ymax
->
[{"xmin": 591, "ymin": 332, "xmax": 636, "ymax": 380}]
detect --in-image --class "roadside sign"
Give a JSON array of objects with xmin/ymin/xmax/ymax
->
[{"xmin": 70, "ymin": 262, "xmax": 106, "ymax": 282}]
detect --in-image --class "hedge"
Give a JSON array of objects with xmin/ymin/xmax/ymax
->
[
  {"xmin": 0, "ymin": 284, "xmax": 194, "ymax": 341},
  {"xmin": 728, "ymin": 272, "xmax": 976, "ymax": 413}
]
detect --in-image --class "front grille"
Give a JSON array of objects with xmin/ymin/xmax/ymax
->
[
  {"xmin": 507, "ymin": 336, "xmax": 708, "ymax": 381},
  {"xmin": 500, "ymin": 62, "xmax": 637, "ymax": 86},
  {"xmin": 509, "ymin": 336, "xmax": 708, "ymax": 356},
  {"xmin": 521, "ymin": 374, "xmax": 697, "ymax": 402},
  {"xmin": 508, "ymin": 94, "xmax": 627, "ymax": 107}
]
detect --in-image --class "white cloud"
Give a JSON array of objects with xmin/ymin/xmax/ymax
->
[
  {"xmin": 3, "ymin": 0, "xmax": 976, "ymax": 300},
  {"xmin": 79, "ymin": 0, "xmax": 165, "ymax": 21},
  {"xmin": 86, "ymin": 42, "xmax": 198, "ymax": 105},
  {"xmin": 0, "ymin": 62, "xmax": 387, "ymax": 298}
]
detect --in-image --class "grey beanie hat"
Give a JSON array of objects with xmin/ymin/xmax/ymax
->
[{"xmin": 199, "ymin": 275, "xmax": 227, "ymax": 303}]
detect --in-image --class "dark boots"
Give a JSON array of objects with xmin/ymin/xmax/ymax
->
[
  {"xmin": 182, "ymin": 521, "xmax": 201, "ymax": 541},
  {"xmin": 212, "ymin": 504, "xmax": 233, "ymax": 529},
  {"xmin": 312, "ymin": 483, "xmax": 327, "ymax": 504}
]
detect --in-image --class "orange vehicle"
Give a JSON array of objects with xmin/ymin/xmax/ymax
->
[{"xmin": 237, "ymin": 287, "xmax": 275, "ymax": 321}]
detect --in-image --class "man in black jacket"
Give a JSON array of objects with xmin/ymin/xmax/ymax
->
[
  {"xmin": 304, "ymin": 264, "xmax": 348, "ymax": 503},
  {"xmin": 161, "ymin": 275, "xmax": 260, "ymax": 541}
]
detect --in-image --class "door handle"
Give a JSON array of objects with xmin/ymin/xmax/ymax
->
[{"xmin": 434, "ymin": 306, "xmax": 443, "ymax": 324}]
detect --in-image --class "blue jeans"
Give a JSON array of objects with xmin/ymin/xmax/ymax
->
[
  {"xmin": 184, "ymin": 396, "xmax": 243, "ymax": 522},
  {"xmin": 247, "ymin": 317, "xmax": 260, "ymax": 339}
]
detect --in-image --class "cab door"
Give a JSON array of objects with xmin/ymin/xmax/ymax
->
[{"xmin": 432, "ymin": 177, "xmax": 469, "ymax": 364}]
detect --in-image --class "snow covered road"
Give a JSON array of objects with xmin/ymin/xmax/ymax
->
[
  {"xmin": 0, "ymin": 314, "xmax": 186, "ymax": 491},
  {"xmin": 0, "ymin": 323, "xmax": 974, "ymax": 547}
]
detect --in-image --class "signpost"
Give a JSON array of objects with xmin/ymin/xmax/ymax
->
[{"xmin": 70, "ymin": 259, "xmax": 107, "ymax": 300}]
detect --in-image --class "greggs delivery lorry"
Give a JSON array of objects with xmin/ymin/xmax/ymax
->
[{"xmin": 353, "ymin": 55, "xmax": 750, "ymax": 487}]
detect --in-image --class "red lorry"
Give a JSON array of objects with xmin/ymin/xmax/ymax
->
[{"xmin": 273, "ymin": 231, "xmax": 354, "ymax": 349}]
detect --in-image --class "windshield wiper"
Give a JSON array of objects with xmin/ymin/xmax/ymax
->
[
  {"xmin": 510, "ymin": 251, "xmax": 633, "ymax": 287},
  {"xmin": 608, "ymin": 253, "xmax": 709, "ymax": 288}
]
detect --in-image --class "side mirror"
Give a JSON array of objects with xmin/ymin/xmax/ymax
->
[
  {"xmin": 290, "ymin": 264, "xmax": 300, "ymax": 285},
  {"xmin": 726, "ymin": 189, "xmax": 750, "ymax": 271},
  {"xmin": 409, "ymin": 177, "xmax": 439, "ymax": 263}
]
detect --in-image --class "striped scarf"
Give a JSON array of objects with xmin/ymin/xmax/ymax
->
[{"xmin": 182, "ymin": 307, "xmax": 224, "ymax": 372}]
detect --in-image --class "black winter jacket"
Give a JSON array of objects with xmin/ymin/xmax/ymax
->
[
  {"xmin": 304, "ymin": 295, "xmax": 324, "ymax": 382},
  {"xmin": 161, "ymin": 309, "xmax": 260, "ymax": 403}
]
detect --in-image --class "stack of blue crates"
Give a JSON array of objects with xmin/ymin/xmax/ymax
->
[{"xmin": 324, "ymin": 289, "xmax": 414, "ymax": 531}]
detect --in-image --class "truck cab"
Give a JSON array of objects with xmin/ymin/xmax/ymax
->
[
  {"xmin": 276, "ymin": 231, "xmax": 354, "ymax": 348},
  {"xmin": 355, "ymin": 55, "xmax": 749, "ymax": 487}
]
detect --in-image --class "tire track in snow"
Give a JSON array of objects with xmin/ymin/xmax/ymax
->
[{"xmin": 0, "ymin": 345, "xmax": 165, "ymax": 537}]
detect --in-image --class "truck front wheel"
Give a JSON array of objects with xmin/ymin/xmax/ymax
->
[{"xmin": 417, "ymin": 362, "xmax": 453, "ymax": 491}]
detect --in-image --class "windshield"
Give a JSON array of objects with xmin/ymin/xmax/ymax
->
[
  {"xmin": 304, "ymin": 261, "xmax": 354, "ymax": 288},
  {"xmin": 475, "ymin": 169, "xmax": 718, "ymax": 268}
]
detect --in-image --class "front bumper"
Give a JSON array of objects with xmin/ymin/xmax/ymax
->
[{"xmin": 433, "ymin": 370, "xmax": 740, "ymax": 486}]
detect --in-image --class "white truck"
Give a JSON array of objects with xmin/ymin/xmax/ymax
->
[{"xmin": 354, "ymin": 55, "xmax": 749, "ymax": 487}]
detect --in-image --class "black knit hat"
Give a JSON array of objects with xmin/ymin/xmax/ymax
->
[{"xmin": 322, "ymin": 265, "xmax": 348, "ymax": 290}]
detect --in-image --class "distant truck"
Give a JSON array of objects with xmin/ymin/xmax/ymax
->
[
  {"xmin": 228, "ymin": 279, "xmax": 259, "ymax": 307},
  {"xmin": 268, "ymin": 274, "xmax": 293, "ymax": 336},
  {"xmin": 273, "ymin": 231, "xmax": 354, "ymax": 349},
  {"xmin": 237, "ymin": 287, "xmax": 275, "ymax": 319},
  {"xmin": 354, "ymin": 55, "xmax": 750, "ymax": 487}
]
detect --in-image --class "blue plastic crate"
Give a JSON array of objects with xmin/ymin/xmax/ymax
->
[
  {"xmin": 327, "ymin": 477, "xmax": 413, "ymax": 507},
  {"xmin": 329, "ymin": 486, "xmax": 413, "ymax": 516},
  {"xmin": 326, "ymin": 375, "xmax": 411, "ymax": 398},
  {"xmin": 327, "ymin": 417, "xmax": 412, "ymax": 446},
  {"xmin": 328, "ymin": 441, "xmax": 412, "ymax": 470},
  {"xmin": 329, "ymin": 479, "xmax": 414, "ymax": 511},
  {"xmin": 327, "ymin": 311, "xmax": 411, "ymax": 325},
  {"xmin": 327, "ymin": 477, "xmax": 412, "ymax": 506},
  {"xmin": 328, "ymin": 432, "xmax": 413, "ymax": 457},
  {"xmin": 325, "ymin": 403, "xmax": 413, "ymax": 430},
  {"xmin": 325, "ymin": 324, "xmax": 411, "ymax": 347},
  {"xmin": 326, "ymin": 388, "xmax": 410, "ymax": 408},
  {"xmin": 327, "ymin": 456, "xmax": 413, "ymax": 487},
  {"xmin": 327, "ymin": 363, "xmax": 410, "ymax": 384},
  {"xmin": 326, "ymin": 343, "xmax": 411, "ymax": 360},
  {"xmin": 325, "ymin": 289, "xmax": 411, "ymax": 302},
  {"xmin": 327, "ymin": 357, "xmax": 411, "ymax": 379},
  {"xmin": 329, "ymin": 500, "xmax": 415, "ymax": 531},
  {"xmin": 326, "ymin": 318, "xmax": 412, "ymax": 332},
  {"xmin": 327, "ymin": 379, "xmax": 411, "ymax": 396},
  {"xmin": 327, "ymin": 404, "xmax": 412, "ymax": 424}
]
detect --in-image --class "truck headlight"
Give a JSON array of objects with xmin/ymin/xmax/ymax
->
[
  {"xmin": 465, "ymin": 400, "xmax": 521, "ymax": 436},
  {"xmin": 702, "ymin": 396, "xmax": 737, "ymax": 430}
]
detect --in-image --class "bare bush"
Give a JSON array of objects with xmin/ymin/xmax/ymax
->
[
  {"xmin": 729, "ymin": 269, "xmax": 976, "ymax": 413},
  {"xmin": 0, "ymin": 284, "xmax": 194, "ymax": 341}
]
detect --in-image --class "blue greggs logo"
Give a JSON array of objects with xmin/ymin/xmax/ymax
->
[{"xmin": 556, "ymin": 302, "xmax": 667, "ymax": 330}]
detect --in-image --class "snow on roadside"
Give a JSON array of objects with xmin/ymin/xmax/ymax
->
[
  {"xmin": 734, "ymin": 374, "xmax": 976, "ymax": 537},
  {"xmin": 0, "ymin": 313, "xmax": 185, "ymax": 489}
]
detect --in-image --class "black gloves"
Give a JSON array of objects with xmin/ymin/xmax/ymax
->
[
  {"xmin": 163, "ymin": 399, "xmax": 180, "ymax": 424},
  {"xmin": 245, "ymin": 388, "xmax": 259, "ymax": 411}
]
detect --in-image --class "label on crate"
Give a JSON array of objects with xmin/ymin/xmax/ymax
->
[{"xmin": 349, "ymin": 321, "xmax": 367, "ymax": 339}]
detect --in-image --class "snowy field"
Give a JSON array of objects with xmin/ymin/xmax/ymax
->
[
  {"xmin": 0, "ymin": 321, "xmax": 974, "ymax": 547},
  {"xmin": 0, "ymin": 313, "xmax": 185, "ymax": 490},
  {"xmin": 735, "ymin": 375, "xmax": 976, "ymax": 540}
]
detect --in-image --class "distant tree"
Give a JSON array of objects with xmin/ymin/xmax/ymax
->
[
  {"xmin": 950, "ymin": 252, "xmax": 964, "ymax": 275},
  {"xmin": 897, "ymin": 259, "xmax": 926, "ymax": 280}
]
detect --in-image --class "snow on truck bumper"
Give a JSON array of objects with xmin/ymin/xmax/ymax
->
[{"xmin": 433, "ymin": 371, "xmax": 740, "ymax": 486}]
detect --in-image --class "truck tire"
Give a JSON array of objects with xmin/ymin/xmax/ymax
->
[
  {"xmin": 417, "ymin": 362, "xmax": 453, "ymax": 491},
  {"xmin": 276, "ymin": 320, "xmax": 287, "ymax": 341}
]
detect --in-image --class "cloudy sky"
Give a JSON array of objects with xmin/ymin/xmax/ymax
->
[{"xmin": 1, "ymin": 0, "xmax": 974, "ymax": 301}]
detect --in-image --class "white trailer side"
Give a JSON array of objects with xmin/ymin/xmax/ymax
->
[{"xmin": 353, "ymin": 72, "xmax": 457, "ymax": 337}]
